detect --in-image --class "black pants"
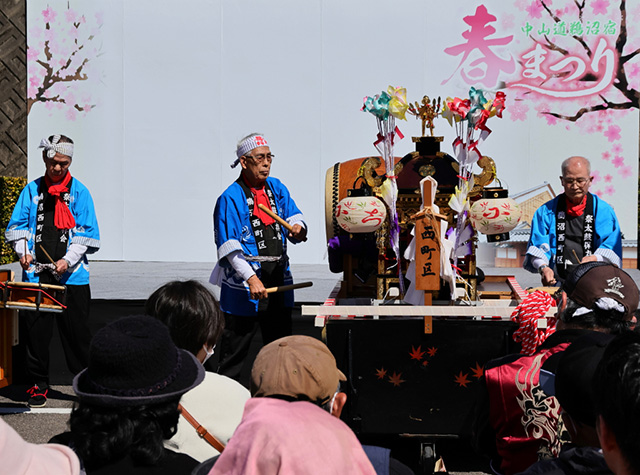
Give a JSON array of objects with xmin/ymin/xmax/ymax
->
[
  {"xmin": 22, "ymin": 284, "xmax": 92, "ymax": 386},
  {"xmin": 217, "ymin": 291, "xmax": 292, "ymax": 382}
]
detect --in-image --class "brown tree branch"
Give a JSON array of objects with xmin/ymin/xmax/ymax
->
[
  {"xmin": 41, "ymin": 95, "xmax": 66, "ymax": 104},
  {"xmin": 536, "ymin": 0, "xmax": 639, "ymax": 124},
  {"xmin": 31, "ymin": 45, "xmax": 92, "ymax": 110},
  {"xmin": 27, "ymin": 94, "xmax": 65, "ymax": 115},
  {"xmin": 531, "ymin": 35, "xmax": 569, "ymax": 55},
  {"xmin": 74, "ymin": 103, "xmax": 96, "ymax": 112},
  {"xmin": 616, "ymin": 0, "xmax": 628, "ymax": 60},
  {"xmin": 620, "ymin": 47, "xmax": 640, "ymax": 64},
  {"xmin": 539, "ymin": 0, "xmax": 591, "ymax": 57},
  {"xmin": 43, "ymin": 23, "xmax": 52, "ymax": 62},
  {"xmin": 27, "ymin": 9, "xmax": 102, "ymax": 115},
  {"xmin": 543, "ymin": 99, "xmax": 637, "ymax": 121},
  {"xmin": 57, "ymin": 59, "xmax": 90, "ymax": 83},
  {"xmin": 574, "ymin": 0, "xmax": 586, "ymax": 23},
  {"xmin": 540, "ymin": 0, "xmax": 561, "ymax": 23}
]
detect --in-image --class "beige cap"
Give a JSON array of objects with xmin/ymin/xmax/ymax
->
[{"xmin": 251, "ymin": 335, "xmax": 347, "ymax": 404}]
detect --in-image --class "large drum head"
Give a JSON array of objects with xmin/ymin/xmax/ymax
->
[{"xmin": 324, "ymin": 156, "xmax": 399, "ymax": 241}]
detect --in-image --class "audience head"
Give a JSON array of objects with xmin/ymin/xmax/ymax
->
[
  {"xmin": 557, "ymin": 262, "xmax": 638, "ymax": 333},
  {"xmin": 594, "ymin": 331, "xmax": 640, "ymax": 475},
  {"xmin": 145, "ymin": 280, "xmax": 224, "ymax": 361},
  {"xmin": 251, "ymin": 335, "xmax": 347, "ymax": 414},
  {"xmin": 210, "ymin": 336, "xmax": 377, "ymax": 474},
  {"xmin": 70, "ymin": 315, "xmax": 204, "ymax": 468},
  {"xmin": 554, "ymin": 331, "xmax": 614, "ymax": 446}
]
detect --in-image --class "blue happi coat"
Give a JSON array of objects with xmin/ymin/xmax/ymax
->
[
  {"xmin": 5, "ymin": 177, "xmax": 100, "ymax": 285},
  {"xmin": 523, "ymin": 193, "xmax": 621, "ymax": 273},
  {"xmin": 213, "ymin": 176, "xmax": 305, "ymax": 316}
]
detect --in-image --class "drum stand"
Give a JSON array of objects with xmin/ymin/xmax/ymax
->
[
  {"xmin": 0, "ymin": 270, "xmax": 18, "ymax": 388},
  {"xmin": 0, "ymin": 270, "xmax": 67, "ymax": 387}
]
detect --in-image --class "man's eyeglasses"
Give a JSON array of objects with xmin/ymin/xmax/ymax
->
[
  {"xmin": 560, "ymin": 177, "xmax": 590, "ymax": 185},
  {"xmin": 245, "ymin": 153, "xmax": 275, "ymax": 163}
]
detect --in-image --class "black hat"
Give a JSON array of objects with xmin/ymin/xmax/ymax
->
[
  {"xmin": 73, "ymin": 315, "xmax": 204, "ymax": 406},
  {"xmin": 554, "ymin": 331, "xmax": 615, "ymax": 427},
  {"xmin": 562, "ymin": 262, "xmax": 639, "ymax": 320}
]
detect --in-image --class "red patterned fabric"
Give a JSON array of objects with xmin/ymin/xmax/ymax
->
[
  {"xmin": 241, "ymin": 175, "xmax": 276, "ymax": 226},
  {"xmin": 485, "ymin": 341, "xmax": 571, "ymax": 475},
  {"xmin": 250, "ymin": 188, "xmax": 275, "ymax": 226},
  {"xmin": 566, "ymin": 194, "xmax": 586, "ymax": 217},
  {"xmin": 511, "ymin": 291, "xmax": 557, "ymax": 356},
  {"xmin": 44, "ymin": 173, "xmax": 76, "ymax": 230}
]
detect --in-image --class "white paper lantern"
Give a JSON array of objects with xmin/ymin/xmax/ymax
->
[
  {"xmin": 469, "ymin": 188, "xmax": 522, "ymax": 242},
  {"xmin": 335, "ymin": 196, "xmax": 387, "ymax": 233}
]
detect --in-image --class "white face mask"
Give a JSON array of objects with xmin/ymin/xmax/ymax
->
[{"xmin": 202, "ymin": 344, "xmax": 216, "ymax": 364}]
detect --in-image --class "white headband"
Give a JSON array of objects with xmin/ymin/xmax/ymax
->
[
  {"xmin": 572, "ymin": 297, "xmax": 626, "ymax": 317},
  {"xmin": 231, "ymin": 134, "xmax": 269, "ymax": 168},
  {"xmin": 39, "ymin": 135, "xmax": 74, "ymax": 159}
]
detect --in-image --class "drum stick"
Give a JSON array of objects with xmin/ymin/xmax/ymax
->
[
  {"xmin": 572, "ymin": 249, "xmax": 580, "ymax": 264},
  {"xmin": 265, "ymin": 281, "xmax": 313, "ymax": 294},
  {"xmin": 39, "ymin": 244, "xmax": 56, "ymax": 264},
  {"xmin": 258, "ymin": 204, "xmax": 307, "ymax": 242},
  {"xmin": 9, "ymin": 281, "xmax": 66, "ymax": 291}
]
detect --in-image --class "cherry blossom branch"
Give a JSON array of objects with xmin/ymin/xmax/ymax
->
[
  {"xmin": 543, "ymin": 98, "xmax": 638, "ymax": 121},
  {"xmin": 27, "ymin": 6, "xmax": 102, "ymax": 115},
  {"xmin": 540, "ymin": 0, "xmax": 591, "ymax": 58},
  {"xmin": 574, "ymin": 0, "xmax": 586, "ymax": 23},
  {"xmin": 531, "ymin": 34, "xmax": 570, "ymax": 55},
  {"xmin": 536, "ymin": 0, "xmax": 639, "ymax": 123},
  {"xmin": 620, "ymin": 48, "xmax": 640, "ymax": 64},
  {"xmin": 539, "ymin": 0, "xmax": 561, "ymax": 23},
  {"xmin": 29, "ymin": 37, "xmax": 94, "ymax": 114},
  {"xmin": 615, "ymin": 0, "xmax": 629, "ymax": 62}
]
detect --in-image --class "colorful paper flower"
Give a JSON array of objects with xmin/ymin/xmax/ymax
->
[
  {"xmin": 387, "ymin": 86, "xmax": 408, "ymax": 120},
  {"xmin": 362, "ymin": 92, "xmax": 391, "ymax": 120}
]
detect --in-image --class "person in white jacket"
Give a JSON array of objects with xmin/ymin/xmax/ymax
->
[{"xmin": 145, "ymin": 280, "xmax": 250, "ymax": 462}]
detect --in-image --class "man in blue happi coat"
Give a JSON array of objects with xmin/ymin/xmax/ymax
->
[
  {"xmin": 5, "ymin": 134, "xmax": 100, "ymax": 407},
  {"xmin": 524, "ymin": 156, "xmax": 621, "ymax": 286},
  {"xmin": 211, "ymin": 133, "xmax": 307, "ymax": 381}
]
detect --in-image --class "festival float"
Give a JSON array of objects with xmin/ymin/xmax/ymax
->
[{"xmin": 303, "ymin": 87, "xmax": 547, "ymax": 466}]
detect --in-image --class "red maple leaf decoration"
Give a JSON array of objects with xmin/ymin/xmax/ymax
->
[
  {"xmin": 454, "ymin": 371, "xmax": 470, "ymax": 388},
  {"xmin": 471, "ymin": 362, "xmax": 484, "ymax": 379},
  {"xmin": 409, "ymin": 345, "xmax": 426, "ymax": 361},
  {"xmin": 422, "ymin": 360, "xmax": 429, "ymax": 367},
  {"xmin": 375, "ymin": 368, "xmax": 387, "ymax": 380},
  {"xmin": 427, "ymin": 347, "xmax": 438, "ymax": 357},
  {"xmin": 388, "ymin": 372, "xmax": 405, "ymax": 387}
]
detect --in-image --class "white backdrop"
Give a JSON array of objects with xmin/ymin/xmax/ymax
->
[{"xmin": 26, "ymin": 0, "xmax": 640, "ymax": 264}]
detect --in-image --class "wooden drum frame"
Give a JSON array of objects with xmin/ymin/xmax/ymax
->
[{"xmin": 1, "ymin": 280, "xmax": 67, "ymax": 313}]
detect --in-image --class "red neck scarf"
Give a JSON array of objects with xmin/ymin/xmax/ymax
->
[
  {"xmin": 44, "ymin": 172, "xmax": 76, "ymax": 230},
  {"xmin": 242, "ymin": 175, "xmax": 275, "ymax": 225},
  {"xmin": 566, "ymin": 194, "xmax": 587, "ymax": 217}
]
